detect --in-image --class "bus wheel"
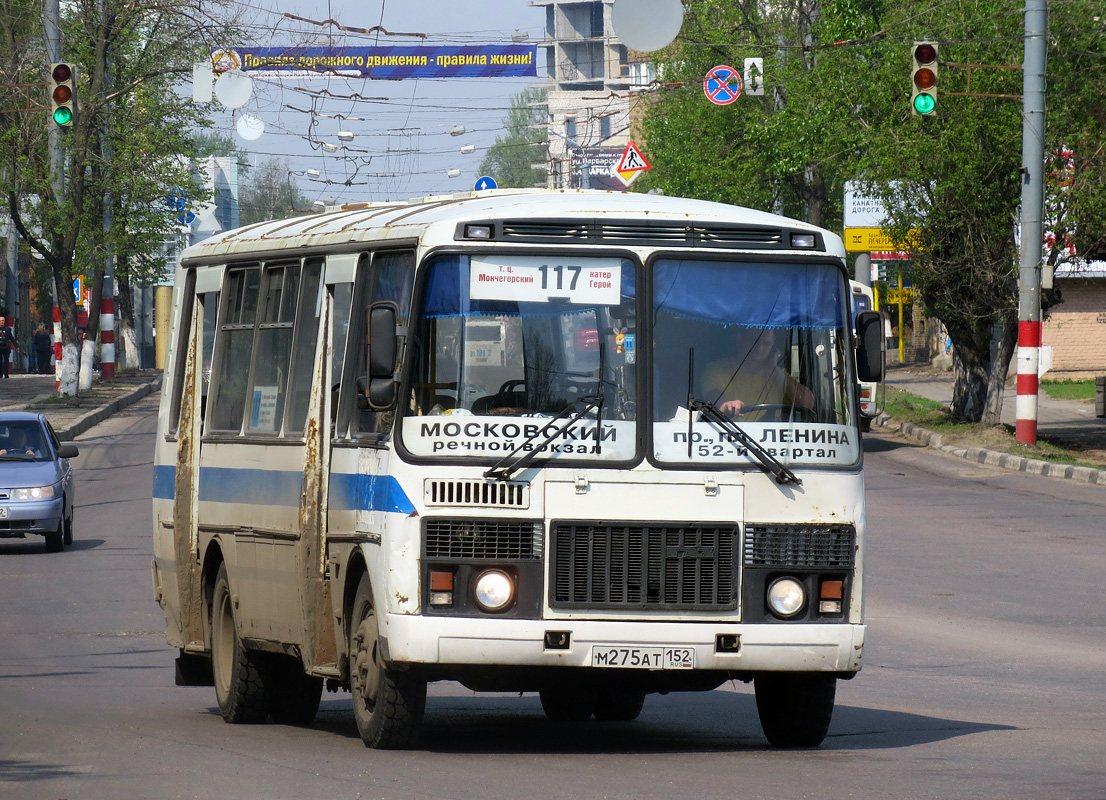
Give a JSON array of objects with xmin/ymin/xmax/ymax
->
[
  {"xmin": 211, "ymin": 563, "xmax": 269, "ymax": 723},
  {"xmin": 349, "ymin": 573, "xmax": 425, "ymax": 749},
  {"xmin": 594, "ymin": 690, "xmax": 645, "ymax": 721},
  {"xmin": 753, "ymin": 673, "xmax": 836, "ymax": 747},
  {"xmin": 539, "ymin": 687, "xmax": 596, "ymax": 721},
  {"xmin": 267, "ymin": 656, "xmax": 323, "ymax": 726}
]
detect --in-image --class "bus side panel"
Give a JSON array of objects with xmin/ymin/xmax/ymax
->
[{"xmin": 153, "ymin": 278, "xmax": 205, "ymax": 651}]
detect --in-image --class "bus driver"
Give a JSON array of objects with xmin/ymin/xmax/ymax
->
[{"xmin": 703, "ymin": 328, "xmax": 814, "ymax": 417}]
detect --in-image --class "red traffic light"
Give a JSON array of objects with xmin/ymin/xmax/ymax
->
[
  {"xmin": 51, "ymin": 62, "xmax": 72, "ymax": 83},
  {"xmin": 913, "ymin": 43, "xmax": 937, "ymax": 65}
]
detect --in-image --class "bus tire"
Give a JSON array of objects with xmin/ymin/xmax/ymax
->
[
  {"xmin": 539, "ymin": 687, "xmax": 596, "ymax": 721},
  {"xmin": 594, "ymin": 690, "xmax": 645, "ymax": 721},
  {"xmin": 211, "ymin": 563, "xmax": 269, "ymax": 724},
  {"xmin": 267, "ymin": 657, "xmax": 323, "ymax": 726},
  {"xmin": 753, "ymin": 673, "xmax": 836, "ymax": 747},
  {"xmin": 349, "ymin": 573, "xmax": 425, "ymax": 749}
]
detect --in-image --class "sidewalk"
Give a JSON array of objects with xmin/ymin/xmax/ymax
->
[
  {"xmin": 878, "ymin": 363, "xmax": 1106, "ymax": 486},
  {"xmin": 0, "ymin": 370, "xmax": 162, "ymax": 441}
]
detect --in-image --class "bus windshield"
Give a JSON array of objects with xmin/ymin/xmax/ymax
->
[
  {"xmin": 652, "ymin": 259, "xmax": 858, "ymax": 467},
  {"xmin": 401, "ymin": 253, "xmax": 857, "ymax": 469},
  {"xmin": 401, "ymin": 254, "xmax": 638, "ymax": 462}
]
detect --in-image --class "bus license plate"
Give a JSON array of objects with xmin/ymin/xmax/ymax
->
[{"xmin": 592, "ymin": 646, "xmax": 694, "ymax": 670}]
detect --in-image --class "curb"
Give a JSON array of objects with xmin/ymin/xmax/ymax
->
[
  {"xmin": 54, "ymin": 375, "xmax": 163, "ymax": 441},
  {"xmin": 873, "ymin": 413, "xmax": 1106, "ymax": 487}
]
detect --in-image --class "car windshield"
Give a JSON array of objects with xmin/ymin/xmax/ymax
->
[{"xmin": 0, "ymin": 422, "xmax": 48, "ymax": 461}]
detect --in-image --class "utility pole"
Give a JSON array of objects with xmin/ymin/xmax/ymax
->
[
  {"xmin": 45, "ymin": 0, "xmax": 63, "ymax": 392},
  {"xmin": 100, "ymin": 0, "xmax": 115, "ymax": 379},
  {"xmin": 1015, "ymin": 0, "xmax": 1047, "ymax": 445}
]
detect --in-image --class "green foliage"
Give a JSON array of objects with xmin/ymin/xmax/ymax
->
[
  {"xmin": 638, "ymin": 0, "xmax": 1106, "ymax": 423},
  {"xmin": 239, "ymin": 158, "xmax": 311, "ymax": 226},
  {"xmin": 478, "ymin": 88, "xmax": 548, "ymax": 188}
]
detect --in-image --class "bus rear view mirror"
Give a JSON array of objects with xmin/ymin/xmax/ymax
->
[
  {"xmin": 855, "ymin": 311, "xmax": 885, "ymax": 383},
  {"xmin": 366, "ymin": 302, "xmax": 399, "ymax": 410}
]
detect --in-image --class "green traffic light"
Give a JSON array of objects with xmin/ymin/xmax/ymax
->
[
  {"xmin": 52, "ymin": 106, "xmax": 72, "ymax": 125},
  {"xmin": 913, "ymin": 93, "xmax": 935, "ymax": 114}
]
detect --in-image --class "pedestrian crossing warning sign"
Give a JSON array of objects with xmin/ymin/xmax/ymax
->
[{"xmin": 616, "ymin": 141, "xmax": 651, "ymax": 186}]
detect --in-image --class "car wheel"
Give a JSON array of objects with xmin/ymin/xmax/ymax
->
[
  {"xmin": 63, "ymin": 513, "xmax": 73, "ymax": 546},
  {"xmin": 349, "ymin": 572, "xmax": 425, "ymax": 748},
  {"xmin": 45, "ymin": 521, "xmax": 64, "ymax": 553},
  {"xmin": 210, "ymin": 563, "xmax": 268, "ymax": 723}
]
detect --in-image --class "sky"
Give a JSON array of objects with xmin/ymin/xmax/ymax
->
[{"xmin": 209, "ymin": 0, "xmax": 548, "ymax": 205}]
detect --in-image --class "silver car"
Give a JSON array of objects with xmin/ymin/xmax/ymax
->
[{"xmin": 0, "ymin": 412, "xmax": 79, "ymax": 552}]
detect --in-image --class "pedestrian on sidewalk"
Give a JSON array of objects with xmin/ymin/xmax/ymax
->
[
  {"xmin": 33, "ymin": 324, "xmax": 52, "ymax": 375},
  {"xmin": 0, "ymin": 315, "xmax": 16, "ymax": 379}
]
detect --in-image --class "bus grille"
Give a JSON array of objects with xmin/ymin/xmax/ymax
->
[
  {"xmin": 424, "ymin": 518, "xmax": 542, "ymax": 560},
  {"xmin": 499, "ymin": 221, "xmax": 788, "ymax": 249},
  {"xmin": 424, "ymin": 478, "xmax": 529, "ymax": 509},
  {"xmin": 743, "ymin": 524, "xmax": 856, "ymax": 568},
  {"xmin": 550, "ymin": 522, "xmax": 739, "ymax": 610}
]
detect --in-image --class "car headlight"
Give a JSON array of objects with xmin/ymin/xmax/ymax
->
[
  {"xmin": 473, "ymin": 570, "xmax": 515, "ymax": 612},
  {"xmin": 10, "ymin": 485, "xmax": 56, "ymax": 501},
  {"xmin": 766, "ymin": 577, "xmax": 806, "ymax": 618}
]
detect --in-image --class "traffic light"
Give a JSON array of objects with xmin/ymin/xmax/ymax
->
[
  {"xmin": 910, "ymin": 42, "xmax": 938, "ymax": 116},
  {"xmin": 49, "ymin": 62, "xmax": 76, "ymax": 127}
]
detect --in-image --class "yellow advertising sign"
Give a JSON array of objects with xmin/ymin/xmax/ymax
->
[
  {"xmin": 885, "ymin": 287, "xmax": 914, "ymax": 305},
  {"xmin": 843, "ymin": 227, "xmax": 920, "ymax": 253}
]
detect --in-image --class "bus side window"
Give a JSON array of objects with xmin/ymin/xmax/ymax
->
[
  {"xmin": 283, "ymin": 258, "xmax": 324, "ymax": 435},
  {"xmin": 167, "ymin": 270, "xmax": 197, "ymax": 436},
  {"xmin": 199, "ymin": 291, "xmax": 218, "ymax": 428},
  {"xmin": 349, "ymin": 251, "xmax": 415, "ymax": 439},
  {"xmin": 244, "ymin": 263, "xmax": 299, "ymax": 435},
  {"xmin": 208, "ymin": 266, "xmax": 261, "ymax": 434},
  {"xmin": 330, "ymin": 281, "xmax": 354, "ymax": 436}
]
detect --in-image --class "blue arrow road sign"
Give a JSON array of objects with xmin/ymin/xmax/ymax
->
[{"xmin": 474, "ymin": 176, "xmax": 497, "ymax": 191}]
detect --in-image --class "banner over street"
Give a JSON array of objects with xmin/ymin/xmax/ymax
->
[{"xmin": 212, "ymin": 45, "xmax": 538, "ymax": 79}]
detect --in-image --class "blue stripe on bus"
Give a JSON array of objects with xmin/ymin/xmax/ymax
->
[
  {"xmin": 151, "ymin": 464, "xmax": 415, "ymax": 515},
  {"xmin": 153, "ymin": 465, "xmax": 175, "ymax": 500},
  {"xmin": 329, "ymin": 472, "xmax": 416, "ymax": 515}
]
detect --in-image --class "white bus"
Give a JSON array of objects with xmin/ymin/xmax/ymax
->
[{"xmin": 152, "ymin": 189, "xmax": 883, "ymax": 749}]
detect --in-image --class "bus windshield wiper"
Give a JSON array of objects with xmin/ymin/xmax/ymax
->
[
  {"xmin": 688, "ymin": 398, "xmax": 802, "ymax": 486},
  {"xmin": 483, "ymin": 393, "xmax": 604, "ymax": 482}
]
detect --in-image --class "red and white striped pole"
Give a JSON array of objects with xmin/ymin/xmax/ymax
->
[
  {"xmin": 100, "ymin": 292, "xmax": 115, "ymax": 379},
  {"xmin": 53, "ymin": 305, "xmax": 62, "ymax": 395},
  {"xmin": 1015, "ymin": 0, "xmax": 1046, "ymax": 446},
  {"xmin": 1015, "ymin": 321, "xmax": 1040, "ymax": 444}
]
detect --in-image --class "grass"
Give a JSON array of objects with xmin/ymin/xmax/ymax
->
[
  {"xmin": 879, "ymin": 385, "xmax": 1106, "ymax": 469},
  {"xmin": 1039, "ymin": 378, "xmax": 1096, "ymax": 402}
]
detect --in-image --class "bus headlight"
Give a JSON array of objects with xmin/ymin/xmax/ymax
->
[
  {"xmin": 766, "ymin": 577, "xmax": 806, "ymax": 618},
  {"xmin": 473, "ymin": 570, "xmax": 514, "ymax": 612}
]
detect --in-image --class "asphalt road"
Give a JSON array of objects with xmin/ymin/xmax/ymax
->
[{"xmin": 1, "ymin": 397, "xmax": 1104, "ymax": 799}]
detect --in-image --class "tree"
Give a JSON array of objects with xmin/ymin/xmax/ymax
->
[
  {"xmin": 0, "ymin": 0, "xmax": 237, "ymax": 393},
  {"xmin": 239, "ymin": 158, "xmax": 311, "ymax": 225},
  {"xmin": 478, "ymin": 87, "xmax": 548, "ymax": 188},
  {"xmin": 637, "ymin": 0, "xmax": 1106, "ymax": 424}
]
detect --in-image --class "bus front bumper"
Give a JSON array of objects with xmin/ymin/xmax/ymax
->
[{"xmin": 383, "ymin": 615, "xmax": 864, "ymax": 674}]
